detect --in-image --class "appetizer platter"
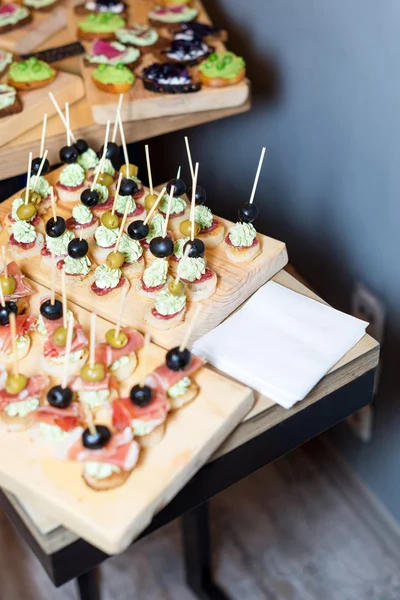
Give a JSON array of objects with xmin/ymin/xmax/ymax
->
[{"xmin": 67, "ymin": 0, "xmax": 250, "ymax": 123}]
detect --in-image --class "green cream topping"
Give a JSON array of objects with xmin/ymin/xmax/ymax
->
[
  {"xmin": 173, "ymin": 236, "xmax": 189, "ymax": 259},
  {"xmin": 59, "ymin": 164, "xmax": 85, "ymax": 187},
  {"xmin": 5, "ymin": 398, "xmax": 39, "ymax": 418},
  {"xmin": 46, "ymin": 230, "xmax": 74, "ymax": 256},
  {"xmin": 84, "ymin": 462, "xmax": 120, "ymax": 479},
  {"xmin": 24, "ymin": 0, "xmax": 56, "ymax": 7},
  {"xmin": 0, "ymin": 5, "xmax": 29, "ymax": 27},
  {"xmin": 159, "ymin": 194, "xmax": 186, "ymax": 215},
  {"xmin": 94, "ymin": 158, "xmax": 115, "ymax": 178},
  {"xmin": 118, "ymin": 235, "xmax": 142, "ymax": 263},
  {"xmin": 0, "ymin": 84, "xmax": 16, "ymax": 111},
  {"xmin": 198, "ymin": 52, "xmax": 245, "ymax": 79},
  {"xmin": 79, "ymin": 12, "xmax": 126, "ymax": 33},
  {"xmin": 12, "ymin": 220, "xmax": 36, "ymax": 244},
  {"xmin": 94, "ymin": 224, "xmax": 118, "ymax": 247},
  {"xmin": 154, "ymin": 288, "xmax": 186, "ymax": 316},
  {"xmin": 94, "ymin": 183, "xmax": 109, "ymax": 204},
  {"xmin": 77, "ymin": 148, "xmax": 99, "ymax": 171},
  {"xmin": 29, "ymin": 175, "xmax": 50, "ymax": 198},
  {"xmin": 78, "ymin": 389, "xmax": 110, "ymax": 407},
  {"xmin": 131, "ymin": 418, "xmax": 163, "ymax": 436},
  {"xmin": 50, "ymin": 349, "xmax": 84, "ymax": 364},
  {"xmin": 86, "ymin": 44, "xmax": 140, "ymax": 66},
  {"xmin": 143, "ymin": 258, "xmax": 168, "ymax": 288},
  {"xmin": 72, "ymin": 204, "xmax": 93, "ymax": 225},
  {"xmin": 92, "ymin": 63, "xmax": 134, "ymax": 85},
  {"xmin": 38, "ymin": 423, "xmax": 71, "ymax": 442},
  {"xmin": 110, "ymin": 355, "xmax": 130, "ymax": 371},
  {"xmin": 9, "ymin": 57, "xmax": 55, "ymax": 83},
  {"xmin": 115, "ymin": 25, "xmax": 158, "ymax": 47},
  {"xmin": 195, "ymin": 205, "xmax": 213, "ymax": 229},
  {"xmin": 94, "ymin": 264, "xmax": 121, "ymax": 289},
  {"xmin": 229, "ymin": 222, "xmax": 256, "ymax": 247},
  {"xmin": 115, "ymin": 193, "xmax": 135, "ymax": 215},
  {"xmin": 146, "ymin": 213, "xmax": 165, "ymax": 243},
  {"xmin": 168, "ymin": 376, "xmax": 191, "ymax": 399},
  {"xmin": 149, "ymin": 5, "xmax": 198, "ymax": 22},
  {"xmin": 11, "ymin": 197, "xmax": 36, "ymax": 223},
  {"xmin": 180, "ymin": 257, "xmax": 206, "ymax": 282},
  {"xmin": 64, "ymin": 256, "xmax": 91, "ymax": 276}
]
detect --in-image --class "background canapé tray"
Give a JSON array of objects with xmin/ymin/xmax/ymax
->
[{"xmin": 0, "ymin": 5, "xmax": 67, "ymax": 54}]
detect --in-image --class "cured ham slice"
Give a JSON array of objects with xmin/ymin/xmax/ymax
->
[
  {"xmin": 71, "ymin": 372, "xmax": 118, "ymax": 393},
  {"xmin": 34, "ymin": 403, "xmax": 83, "ymax": 432},
  {"xmin": 145, "ymin": 355, "xmax": 204, "ymax": 394},
  {"xmin": 112, "ymin": 389, "xmax": 170, "ymax": 430},
  {"xmin": 0, "ymin": 375, "xmax": 49, "ymax": 408},
  {"xmin": 43, "ymin": 323, "xmax": 88, "ymax": 358},
  {"xmin": 0, "ymin": 314, "xmax": 35, "ymax": 354},
  {"xmin": 95, "ymin": 328, "xmax": 144, "ymax": 366},
  {"xmin": 1, "ymin": 262, "xmax": 34, "ymax": 300},
  {"xmin": 92, "ymin": 39, "xmax": 124, "ymax": 59}
]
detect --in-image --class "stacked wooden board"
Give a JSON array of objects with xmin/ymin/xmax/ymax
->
[{"xmin": 0, "ymin": 4, "xmax": 66, "ymax": 54}]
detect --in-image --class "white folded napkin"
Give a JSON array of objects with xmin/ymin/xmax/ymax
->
[{"xmin": 193, "ymin": 281, "xmax": 368, "ymax": 409}]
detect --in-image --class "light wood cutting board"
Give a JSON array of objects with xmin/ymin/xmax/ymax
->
[{"xmin": 0, "ymin": 5, "xmax": 67, "ymax": 54}]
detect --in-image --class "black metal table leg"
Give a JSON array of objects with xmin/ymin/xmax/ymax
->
[
  {"xmin": 182, "ymin": 502, "xmax": 229, "ymax": 600},
  {"xmin": 76, "ymin": 569, "xmax": 100, "ymax": 600}
]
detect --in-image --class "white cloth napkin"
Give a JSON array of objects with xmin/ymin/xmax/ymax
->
[{"xmin": 193, "ymin": 281, "xmax": 368, "ymax": 409}]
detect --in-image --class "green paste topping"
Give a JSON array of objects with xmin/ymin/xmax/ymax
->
[
  {"xmin": 198, "ymin": 52, "xmax": 245, "ymax": 79},
  {"xmin": 63, "ymin": 255, "xmax": 91, "ymax": 276},
  {"xmin": 168, "ymin": 376, "xmax": 191, "ymax": 399},
  {"xmin": 92, "ymin": 63, "xmax": 134, "ymax": 85},
  {"xmin": 72, "ymin": 204, "xmax": 93, "ymax": 225},
  {"xmin": 118, "ymin": 235, "xmax": 143, "ymax": 263},
  {"xmin": 114, "ymin": 193, "xmax": 135, "ymax": 214},
  {"xmin": 9, "ymin": 57, "xmax": 55, "ymax": 83},
  {"xmin": 159, "ymin": 193, "xmax": 186, "ymax": 215},
  {"xmin": 146, "ymin": 213, "xmax": 165, "ymax": 243},
  {"xmin": 12, "ymin": 220, "xmax": 36, "ymax": 244},
  {"xmin": 115, "ymin": 25, "xmax": 158, "ymax": 47},
  {"xmin": 79, "ymin": 12, "xmax": 126, "ymax": 34},
  {"xmin": 173, "ymin": 236, "xmax": 189, "ymax": 259},
  {"xmin": 46, "ymin": 230, "xmax": 74, "ymax": 256},
  {"xmin": 29, "ymin": 175, "xmax": 50, "ymax": 198},
  {"xmin": 94, "ymin": 183, "xmax": 109, "ymax": 203}
]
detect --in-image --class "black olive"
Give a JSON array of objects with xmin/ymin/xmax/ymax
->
[
  {"xmin": 74, "ymin": 139, "xmax": 89, "ymax": 155},
  {"xmin": 127, "ymin": 220, "xmax": 149, "ymax": 241},
  {"xmin": 119, "ymin": 177, "xmax": 138, "ymax": 197},
  {"xmin": 0, "ymin": 301, "xmax": 18, "ymax": 326},
  {"xmin": 40, "ymin": 299, "xmax": 63, "ymax": 321},
  {"xmin": 31, "ymin": 156, "xmax": 50, "ymax": 176},
  {"xmin": 47, "ymin": 385, "xmax": 74, "ymax": 409},
  {"xmin": 167, "ymin": 177, "xmax": 186, "ymax": 197},
  {"xmin": 98, "ymin": 142, "xmax": 121, "ymax": 169},
  {"xmin": 59, "ymin": 145, "xmax": 78, "ymax": 164},
  {"xmin": 238, "ymin": 202, "xmax": 259, "ymax": 224},
  {"xmin": 149, "ymin": 236, "xmax": 174, "ymax": 258},
  {"xmin": 183, "ymin": 238, "xmax": 205, "ymax": 259},
  {"xmin": 46, "ymin": 216, "xmax": 66, "ymax": 238},
  {"xmin": 80, "ymin": 188, "xmax": 99, "ymax": 208},
  {"xmin": 187, "ymin": 185, "xmax": 207, "ymax": 205},
  {"xmin": 166, "ymin": 346, "xmax": 191, "ymax": 371},
  {"xmin": 130, "ymin": 384, "xmax": 153, "ymax": 407},
  {"xmin": 82, "ymin": 425, "xmax": 112, "ymax": 450},
  {"xmin": 68, "ymin": 238, "xmax": 89, "ymax": 259}
]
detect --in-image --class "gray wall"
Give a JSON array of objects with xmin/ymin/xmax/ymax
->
[{"xmin": 147, "ymin": 1, "xmax": 400, "ymax": 520}]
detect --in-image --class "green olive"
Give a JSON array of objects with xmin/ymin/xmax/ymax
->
[
  {"xmin": 80, "ymin": 362, "xmax": 105, "ymax": 383},
  {"xmin": 144, "ymin": 193, "xmax": 158, "ymax": 211},
  {"xmin": 52, "ymin": 326, "xmax": 76, "ymax": 347},
  {"xmin": 168, "ymin": 280, "xmax": 185, "ymax": 296},
  {"xmin": 105, "ymin": 329, "xmax": 128, "ymax": 349},
  {"xmin": 16, "ymin": 202, "xmax": 37, "ymax": 221},
  {"xmin": 5, "ymin": 374, "xmax": 28, "ymax": 395},
  {"xmin": 101, "ymin": 211, "xmax": 120, "ymax": 229},
  {"xmin": 30, "ymin": 191, "xmax": 42, "ymax": 205},
  {"xmin": 120, "ymin": 163, "xmax": 138, "ymax": 178},
  {"xmin": 97, "ymin": 172, "xmax": 114, "ymax": 187},
  {"xmin": 106, "ymin": 250, "xmax": 125, "ymax": 269},
  {"xmin": 179, "ymin": 219, "xmax": 200, "ymax": 237},
  {"xmin": 0, "ymin": 275, "xmax": 16, "ymax": 296}
]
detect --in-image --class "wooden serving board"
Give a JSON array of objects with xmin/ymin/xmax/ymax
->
[
  {"xmin": 0, "ymin": 71, "xmax": 85, "ymax": 149},
  {"xmin": 69, "ymin": 0, "xmax": 250, "ymax": 124},
  {"xmin": 0, "ymin": 167, "xmax": 288, "ymax": 349},
  {"xmin": 0, "ymin": 277, "xmax": 254, "ymax": 553},
  {"xmin": 0, "ymin": 5, "xmax": 67, "ymax": 54}
]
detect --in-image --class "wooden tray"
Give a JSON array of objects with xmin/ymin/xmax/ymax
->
[
  {"xmin": 0, "ymin": 5, "xmax": 67, "ymax": 54},
  {"xmin": 0, "ymin": 167, "xmax": 288, "ymax": 349},
  {"xmin": 68, "ymin": 0, "xmax": 250, "ymax": 124},
  {"xmin": 0, "ymin": 277, "xmax": 253, "ymax": 554},
  {"xmin": 0, "ymin": 71, "xmax": 85, "ymax": 149}
]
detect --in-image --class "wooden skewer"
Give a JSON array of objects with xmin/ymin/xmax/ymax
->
[
  {"xmin": 176, "ymin": 166, "xmax": 181, "ymax": 180},
  {"xmin": 111, "ymin": 172, "xmax": 123, "ymax": 216},
  {"xmin": 65, "ymin": 102, "xmax": 71, "ymax": 146},
  {"xmin": 89, "ymin": 312, "xmax": 96, "ymax": 368},
  {"xmin": 91, "ymin": 120, "xmax": 110, "ymax": 191},
  {"xmin": 79, "ymin": 226, "xmax": 83, "ymax": 242},
  {"xmin": 25, "ymin": 152, "xmax": 33, "ymax": 205},
  {"xmin": 190, "ymin": 162, "xmax": 199, "ymax": 242},
  {"xmin": 61, "ymin": 269, "xmax": 67, "ymax": 330},
  {"xmin": 62, "ymin": 313, "xmax": 74, "ymax": 389},
  {"xmin": 162, "ymin": 185, "xmax": 174, "ymax": 238},
  {"xmin": 144, "ymin": 145, "xmax": 153, "ymax": 195},
  {"xmin": 9, "ymin": 312, "xmax": 19, "ymax": 377},
  {"xmin": 118, "ymin": 110, "xmax": 129, "ymax": 169},
  {"xmin": 50, "ymin": 187, "xmax": 57, "ymax": 222},
  {"xmin": 174, "ymin": 243, "xmax": 191, "ymax": 285},
  {"xmin": 39, "ymin": 113, "xmax": 47, "ymax": 159},
  {"xmin": 51, "ymin": 251, "xmax": 55, "ymax": 306},
  {"xmin": 1, "ymin": 246, "xmax": 7, "ymax": 280},
  {"xmin": 249, "ymin": 147, "xmax": 266, "ymax": 205},
  {"xmin": 82, "ymin": 402, "xmax": 97, "ymax": 436},
  {"xmin": 143, "ymin": 186, "xmax": 166, "ymax": 226},
  {"xmin": 114, "ymin": 200, "xmax": 130, "ymax": 253},
  {"xmin": 139, "ymin": 332, "xmax": 151, "ymax": 387},
  {"xmin": 179, "ymin": 304, "xmax": 201, "ymax": 352},
  {"xmin": 32, "ymin": 150, "xmax": 49, "ymax": 195},
  {"xmin": 0, "ymin": 280, "xmax": 5, "ymax": 307},
  {"xmin": 112, "ymin": 95, "xmax": 123, "ymax": 143},
  {"xmin": 48, "ymin": 92, "xmax": 76, "ymax": 143},
  {"xmin": 184, "ymin": 136, "xmax": 194, "ymax": 180},
  {"xmin": 115, "ymin": 285, "xmax": 128, "ymax": 339}
]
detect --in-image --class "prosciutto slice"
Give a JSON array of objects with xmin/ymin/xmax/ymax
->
[
  {"xmin": 95, "ymin": 328, "xmax": 144, "ymax": 366},
  {"xmin": 0, "ymin": 314, "xmax": 35, "ymax": 354},
  {"xmin": 34, "ymin": 403, "xmax": 83, "ymax": 432},
  {"xmin": 145, "ymin": 355, "xmax": 204, "ymax": 394},
  {"xmin": 58, "ymin": 426, "xmax": 140, "ymax": 471},
  {"xmin": 71, "ymin": 372, "xmax": 118, "ymax": 393},
  {"xmin": 112, "ymin": 389, "xmax": 170, "ymax": 430},
  {"xmin": 92, "ymin": 39, "xmax": 124, "ymax": 59},
  {"xmin": 1, "ymin": 262, "xmax": 35, "ymax": 300},
  {"xmin": 43, "ymin": 323, "xmax": 88, "ymax": 358},
  {"xmin": 0, "ymin": 375, "xmax": 49, "ymax": 408}
]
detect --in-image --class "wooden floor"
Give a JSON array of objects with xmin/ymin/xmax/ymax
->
[{"xmin": 0, "ymin": 439, "xmax": 399, "ymax": 600}]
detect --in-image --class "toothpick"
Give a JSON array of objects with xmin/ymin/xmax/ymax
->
[
  {"xmin": 118, "ymin": 111, "xmax": 129, "ymax": 169},
  {"xmin": 91, "ymin": 120, "xmax": 110, "ymax": 191},
  {"xmin": 114, "ymin": 200, "xmax": 130, "ymax": 253},
  {"xmin": 179, "ymin": 304, "xmax": 201, "ymax": 352},
  {"xmin": 111, "ymin": 172, "xmax": 123, "ymax": 216},
  {"xmin": 25, "ymin": 152, "xmax": 33, "ymax": 205},
  {"xmin": 139, "ymin": 332, "xmax": 151, "ymax": 387},
  {"xmin": 82, "ymin": 402, "xmax": 97, "ymax": 436},
  {"xmin": 1, "ymin": 247, "xmax": 7, "ymax": 280},
  {"xmin": 115, "ymin": 285, "xmax": 128, "ymax": 339},
  {"xmin": 176, "ymin": 166, "xmax": 181, "ymax": 180},
  {"xmin": 143, "ymin": 186, "xmax": 166, "ymax": 226},
  {"xmin": 61, "ymin": 269, "xmax": 67, "ymax": 330},
  {"xmin": 0, "ymin": 281, "xmax": 5, "ymax": 308},
  {"xmin": 32, "ymin": 150, "xmax": 49, "ymax": 195},
  {"xmin": 190, "ymin": 162, "xmax": 199, "ymax": 242},
  {"xmin": 145, "ymin": 145, "xmax": 153, "ymax": 195},
  {"xmin": 184, "ymin": 136, "xmax": 194, "ymax": 180},
  {"xmin": 112, "ymin": 95, "xmax": 123, "ymax": 143},
  {"xmin": 89, "ymin": 312, "xmax": 96, "ymax": 368},
  {"xmin": 249, "ymin": 147, "xmax": 266, "ymax": 205},
  {"xmin": 65, "ymin": 102, "xmax": 71, "ymax": 146},
  {"xmin": 9, "ymin": 312, "xmax": 19, "ymax": 376},
  {"xmin": 79, "ymin": 226, "xmax": 83, "ymax": 242},
  {"xmin": 174, "ymin": 243, "xmax": 190, "ymax": 285},
  {"xmin": 62, "ymin": 313, "xmax": 74, "ymax": 389},
  {"xmin": 40, "ymin": 113, "xmax": 47, "ymax": 159},
  {"xmin": 50, "ymin": 187, "xmax": 57, "ymax": 222},
  {"xmin": 162, "ymin": 185, "xmax": 174, "ymax": 238},
  {"xmin": 51, "ymin": 251, "xmax": 55, "ymax": 306},
  {"xmin": 48, "ymin": 92, "xmax": 76, "ymax": 143}
]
